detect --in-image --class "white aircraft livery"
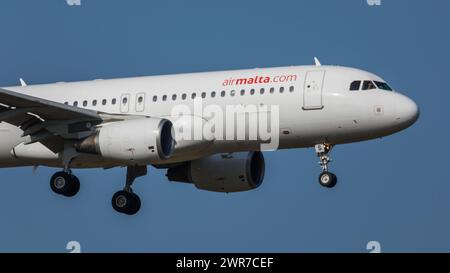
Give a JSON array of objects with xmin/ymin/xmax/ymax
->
[{"xmin": 0, "ymin": 60, "xmax": 419, "ymax": 215}]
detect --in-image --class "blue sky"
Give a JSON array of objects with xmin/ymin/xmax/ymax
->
[{"xmin": 0, "ymin": 0, "xmax": 448, "ymax": 252}]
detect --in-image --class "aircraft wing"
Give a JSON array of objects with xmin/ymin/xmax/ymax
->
[
  {"xmin": 0, "ymin": 87, "xmax": 104, "ymax": 152},
  {"xmin": 0, "ymin": 87, "xmax": 101, "ymax": 121}
]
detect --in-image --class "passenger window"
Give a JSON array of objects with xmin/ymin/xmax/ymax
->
[
  {"xmin": 350, "ymin": 81, "xmax": 361, "ymax": 91},
  {"xmin": 211, "ymin": 91, "xmax": 216, "ymax": 98},
  {"xmin": 182, "ymin": 94, "xmax": 187, "ymax": 100},
  {"xmin": 112, "ymin": 98, "xmax": 117, "ymax": 105},
  {"xmin": 260, "ymin": 88, "xmax": 265, "ymax": 94},
  {"xmin": 289, "ymin": 86, "xmax": 294, "ymax": 92},
  {"xmin": 221, "ymin": 91, "xmax": 226, "ymax": 97},
  {"xmin": 280, "ymin": 87, "xmax": 285, "ymax": 93},
  {"xmin": 83, "ymin": 100, "xmax": 88, "ymax": 107},
  {"xmin": 122, "ymin": 97, "xmax": 127, "ymax": 104},
  {"xmin": 191, "ymin": 93, "xmax": 197, "ymax": 99},
  {"xmin": 362, "ymin": 80, "xmax": 376, "ymax": 90},
  {"xmin": 240, "ymin": 89, "xmax": 245, "ymax": 96},
  {"xmin": 172, "ymin": 94, "xmax": 177, "ymax": 101},
  {"xmin": 270, "ymin": 87, "xmax": 275, "ymax": 94},
  {"xmin": 153, "ymin": 96, "xmax": 157, "ymax": 102},
  {"xmin": 102, "ymin": 99, "xmax": 107, "ymax": 105},
  {"xmin": 73, "ymin": 101, "xmax": 78, "ymax": 107},
  {"xmin": 250, "ymin": 89, "xmax": 255, "ymax": 95},
  {"xmin": 92, "ymin": 100, "xmax": 97, "ymax": 106},
  {"xmin": 138, "ymin": 96, "xmax": 143, "ymax": 103},
  {"xmin": 201, "ymin": 92, "xmax": 206, "ymax": 98},
  {"xmin": 162, "ymin": 95, "xmax": 167, "ymax": 101},
  {"xmin": 230, "ymin": 90, "xmax": 236, "ymax": 96}
]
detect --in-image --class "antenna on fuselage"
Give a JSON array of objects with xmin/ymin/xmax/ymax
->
[
  {"xmin": 19, "ymin": 78, "xmax": 27, "ymax": 87},
  {"xmin": 314, "ymin": 57, "xmax": 322, "ymax": 66}
]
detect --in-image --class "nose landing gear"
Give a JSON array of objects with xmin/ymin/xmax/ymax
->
[{"xmin": 315, "ymin": 143, "xmax": 338, "ymax": 188}]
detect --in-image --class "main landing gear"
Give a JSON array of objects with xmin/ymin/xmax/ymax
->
[
  {"xmin": 50, "ymin": 169, "xmax": 80, "ymax": 197},
  {"xmin": 111, "ymin": 166, "xmax": 147, "ymax": 215},
  {"xmin": 50, "ymin": 148, "xmax": 80, "ymax": 197},
  {"xmin": 315, "ymin": 143, "xmax": 338, "ymax": 188},
  {"xmin": 49, "ymin": 160, "xmax": 146, "ymax": 215}
]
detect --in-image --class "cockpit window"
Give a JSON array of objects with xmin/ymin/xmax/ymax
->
[
  {"xmin": 350, "ymin": 81, "xmax": 361, "ymax": 91},
  {"xmin": 374, "ymin": 81, "xmax": 393, "ymax": 91},
  {"xmin": 362, "ymin": 80, "xmax": 376, "ymax": 90}
]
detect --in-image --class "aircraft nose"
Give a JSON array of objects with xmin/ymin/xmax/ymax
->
[{"xmin": 396, "ymin": 94, "xmax": 420, "ymax": 128}]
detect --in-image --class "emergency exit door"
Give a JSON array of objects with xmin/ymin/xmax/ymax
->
[
  {"xmin": 303, "ymin": 71, "xmax": 325, "ymax": 110},
  {"xmin": 120, "ymin": 94, "xmax": 130, "ymax": 113}
]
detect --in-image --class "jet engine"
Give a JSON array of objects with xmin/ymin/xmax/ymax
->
[
  {"xmin": 75, "ymin": 118, "xmax": 175, "ymax": 164},
  {"xmin": 166, "ymin": 151, "xmax": 265, "ymax": 193}
]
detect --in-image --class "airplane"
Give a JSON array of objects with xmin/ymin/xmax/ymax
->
[{"xmin": 0, "ymin": 59, "xmax": 419, "ymax": 215}]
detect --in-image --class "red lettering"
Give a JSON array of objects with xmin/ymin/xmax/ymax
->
[
  {"xmin": 223, "ymin": 74, "xmax": 297, "ymax": 86},
  {"xmin": 235, "ymin": 78, "xmax": 247, "ymax": 85}
]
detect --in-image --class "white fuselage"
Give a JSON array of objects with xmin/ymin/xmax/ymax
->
[{"xmin": 0, "ymin": 65, "xmax": 419, "ymax": 168}]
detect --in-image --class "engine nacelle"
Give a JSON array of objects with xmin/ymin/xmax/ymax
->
[
  {"xmin": 75, "ymin": 118, "xmax": 175, "ymax": 164},
  {"xmin": 166, "ymin": 151, "xmax": 265, "ymax": 193}
]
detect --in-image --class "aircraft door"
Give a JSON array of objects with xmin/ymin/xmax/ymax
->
[
  {"xmin": 135, "ymin": 93, "xmax": 145, "ymax": 112},
  {"xmin": 120, "ymin": 94, "xmax": 130, "ymax": 113},
  {"xmin": 303, "ymin": 71, "xmax": 325, "ymax": 110}
]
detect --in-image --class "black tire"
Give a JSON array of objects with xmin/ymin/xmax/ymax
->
[
  {"xmin": 125, "ymin": 193, "xmax": 141, "ymax": 215},
  {"xmin": 50, "ymin": 172, "xmax": 80, "ymax": 197},
  {"xmin": 50, "ymin": 172, "xmax": 71, "ymax": 195},
  {"xmin": 330, "ymin": 173, "xmax": 338, "ymax": 188},
  {"xmin": 319, "ymin": 171, "xmax": 337, "ymax": 188},
  {"xmin": 112, "ymin": 190, "xmax": 141, "ymax": 215},
  {"xmin": 64, "ymin": 175, "xmax": 80, "ymax": 197}
]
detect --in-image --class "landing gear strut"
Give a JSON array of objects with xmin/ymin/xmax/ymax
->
[
  {"xmin": 315, "ymin": 143, "xmax": 337, "ymax": 188},
  {"xmin": 50, "ymin": 147, "xmax": 80, "ymax": 197},
  {"xmin": 112, "ymin": 166, "xmax": 147, "ymax": 215}
]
